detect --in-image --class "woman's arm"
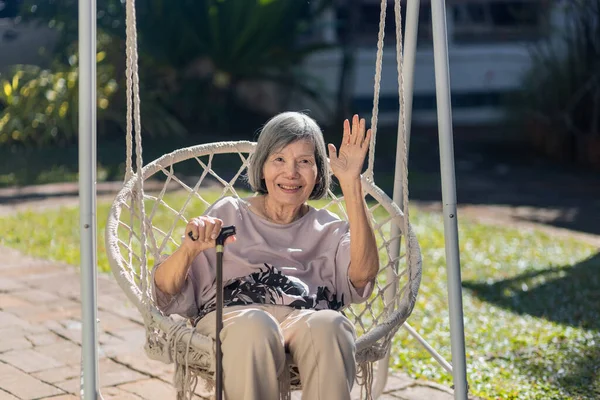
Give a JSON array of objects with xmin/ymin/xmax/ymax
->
[
  {"xmin": 154, "ymin": 244, "xmax": 199, "ymax": 295},
  {"xmin": 328, "ymin": 114, "xmax": 379, "ymax": 290},
  {"xmin": 340, "ymin": 179, "xmax": 379, "ymax": 289},
  {"xmin": 154, "ymin": 215, "xmax": 234, "ymax": 295}
]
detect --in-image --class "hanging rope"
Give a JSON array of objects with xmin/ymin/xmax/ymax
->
[
  {"xmin": 124, "ymin": 0, "xmax": 136, "ymax": 281},
  {"xmin": 124, "ymin": 0, "xmax": 135, "ymax": 181},
  {"xmin": 394, "ymin": 0, "xmax": 410, "ymax": 272},
  {"xmin": 366, "ymin": 0, "xmax": 411, "ymax": 265},
  {"xmin": 365, "ymin": 0, "xmax": 387, "ymax": 182},
  {"xmin": 125, "ymin": 0, "xmax": 149, "ymax": 294}
]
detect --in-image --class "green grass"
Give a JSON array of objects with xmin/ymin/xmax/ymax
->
[{"xmin": 1, "ymin": 191, "xmax": 598, "ymax": 400}]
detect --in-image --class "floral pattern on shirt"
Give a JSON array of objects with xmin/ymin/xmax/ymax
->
[{"xmin": 193, "ymin": 263, "xmax": 345, "ymax": 324}]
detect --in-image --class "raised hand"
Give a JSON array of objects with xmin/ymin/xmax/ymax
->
[{"xmin": 327, "ymin": 114, "xmax": 372, "ymax": 186}]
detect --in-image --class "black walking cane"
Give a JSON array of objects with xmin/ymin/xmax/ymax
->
[{"xmin": 188, "ymin": 225, "xmax": 236, "ymax": 400}]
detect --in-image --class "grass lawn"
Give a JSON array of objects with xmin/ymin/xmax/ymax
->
[{"xmin": 1, "ymin": 190, "xmax": 598, "ymax": 400}]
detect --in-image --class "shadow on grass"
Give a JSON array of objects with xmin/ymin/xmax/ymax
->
[
  {"xmin": 464, "ymin": 252, "xmax": 600, "ymax": 398},
  {"xmin": 463, "ymin": 252, "xmax": 600, "ymax": 330}
]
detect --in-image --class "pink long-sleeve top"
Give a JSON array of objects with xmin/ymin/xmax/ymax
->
[{"xmin": 151, "ymin": 196, "xmax": 374, "ymax": 322}]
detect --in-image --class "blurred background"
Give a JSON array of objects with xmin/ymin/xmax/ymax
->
[{"xmin": 0, "ymin": 0, "xmax": 599, "ymax": 235}]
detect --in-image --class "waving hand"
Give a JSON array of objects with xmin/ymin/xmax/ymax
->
[{"xmin": 327, "ymin": 114, "xmax": 372, "ymax": 185}]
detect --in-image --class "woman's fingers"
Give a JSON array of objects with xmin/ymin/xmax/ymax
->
[
  {"xmin": 187, "ymin": 216, "xmax": 224, "ymax": 243},
  {"xmin": 186, "ymin": 218, "xmax": 201, "ymax": 241},
  {"xmin": 346, "ymin": 114, "xmax": 367, "ymax": 146},
  {"xmin": 203, "ymin": 217, "xmax": 214, "ymax": 242},
  {"xmin": 195, "ymin": 218, "xmax": 206, "ymax": 242},
  {"xmin": 201, "ymin": 216, "xmax": 224, "ymax": 243},
  {"xmin": 351, "ymin": 114, "xmax": 359, "ymax": 144},
  {"xmin": 328, "ymin": 143, "xmax": 338, "ymax": 160},
  {"xmin": 209, "ymin": 217, "xmax": 223, "ymax": 241},
  {"xmin": 363, "ymin": 128, "xmax": 372, "ymax": 149},
  {"xmin": 343, "ymin": 119, "xmax": 351, "ymax": 145},
  {"xmin": 359, "ymin": 118, "xmax": 367, "ymax": 145},
  {"xmin": 184, "ymin": 217, "xmax": 235, "ymax": 254}
]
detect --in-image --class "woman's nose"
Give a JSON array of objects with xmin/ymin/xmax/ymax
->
[{"xmin": 284, "ymin": 162, "xmax": 299, "ymax": 177}]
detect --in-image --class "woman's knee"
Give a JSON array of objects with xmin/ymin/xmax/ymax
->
[
  {"xmin": 304, "ymin": 310, "xmax": 356, "ymax": 345},
  {"xmin": 222, "ymin": 308, "xmax": 283, "ymax": 345}
]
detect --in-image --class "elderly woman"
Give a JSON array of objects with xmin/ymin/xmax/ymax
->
[{"xmin": 152, "ymin": 112, "xmax": 379, "ymax": 400}]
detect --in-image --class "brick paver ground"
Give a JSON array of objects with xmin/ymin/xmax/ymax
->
[{"xmin": 0, "ymin": 244, "xmax": 461, "ymax": 400}]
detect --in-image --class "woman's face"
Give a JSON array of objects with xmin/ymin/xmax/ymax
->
[{"xmin": 262, "ymin": 139, "xmax": 318, "ymax": 208}]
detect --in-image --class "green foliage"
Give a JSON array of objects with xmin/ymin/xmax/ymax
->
[
  {"xmin": 0, "ymin": 58, "xmax": 118, "ymax": 147},
  {"xmin": 11, "ymin": 0, "xmax": 334, "ymax": 144},
  {"xmin": 1, "ymin": 191, "xmax": 599, "ymax": 399},
  {"xmin": 0, "ymin": 28, "xmax": 187, "ymax": 147},
  {"xmin": 127, "ymin": 0, "xmax": 334, "ymax": 131}
]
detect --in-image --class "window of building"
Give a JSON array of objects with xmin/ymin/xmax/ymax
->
[
  {"xmin": 335, "ymin": 0, "xmax": 434, "ymax": 47},
  {"xmin": 452, "ymin": 0, "xmax": 551, "ymax": 43},
  {"xmin": 0, "ymin": 0, "xmax": 21, "ymax": 19}
]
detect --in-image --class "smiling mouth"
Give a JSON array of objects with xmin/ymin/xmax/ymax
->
[{"xmin": 278, "ymin": 184, "xmax": 302, "ymax": 190}]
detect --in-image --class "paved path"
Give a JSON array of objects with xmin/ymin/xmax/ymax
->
[{"xmin": 0, "ymin": 189, "xmax": 466, "ymax": 399}]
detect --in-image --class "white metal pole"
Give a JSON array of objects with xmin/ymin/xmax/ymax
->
[
  {"xmin": 78, "ymin": 0, "xmax": 99, "ymax": 398},
  {"xmin": 430, "ymin": 1, "xmax": 469, "ymax": 399},
  {"xmin": 372, "ymin": 0, "xmax": 420, "ymax": 396},
  {"xmin": 399, "ymin": 0, "xmax": 419, "ymax": 151}
]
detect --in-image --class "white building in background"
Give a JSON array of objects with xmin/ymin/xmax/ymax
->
[
  {"xmin": 299, "ymin": 0, "xmax": 566, "ymax": 126},
  {"xmin": 1, "ymin": 0, "xmax": 568, "ymax": 127}
]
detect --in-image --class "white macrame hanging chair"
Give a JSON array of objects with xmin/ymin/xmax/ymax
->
[{"xmin": 104, "ymin": 0, "xmax": 422, "ymax": 399}]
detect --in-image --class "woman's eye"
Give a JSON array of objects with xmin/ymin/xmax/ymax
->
[{"xmin": 274, "ymin": 157, "xmax": 284, "ymax": 162}]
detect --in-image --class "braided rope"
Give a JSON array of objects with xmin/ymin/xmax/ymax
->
[
  {"xmin": 394, "ymin": 0, "xmax": 411, "ymax": 303},
  {"xmin": 124, "ymin": 0, "xmax": 137, "ymax": 286},
  {"xmin": 366, "ymin": 0, "xmax": 388, "ymax": 181},
  {"xmin": 125, "ymin": 0, "xmax": 149, "ymax": 296},
  {"xmin": 124, "ymin": 0, "xmax": 135, "ymax": 181}
]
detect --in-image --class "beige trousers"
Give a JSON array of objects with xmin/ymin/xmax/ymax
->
[{"xmin": 195, "ymin": 305, "xmax": 357, "ymax": 400}]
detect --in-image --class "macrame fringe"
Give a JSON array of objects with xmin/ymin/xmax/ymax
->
[
  {"xmin": 166, "ymin": 321, "xmax": 200, "ymax": 400},
  {"xmin": 174, "ymin": 363, "xmax": 199, "ymax": 400},
  {"xmin": 357, "ymin": 361, "xmax": 375, "ymax": 400}
]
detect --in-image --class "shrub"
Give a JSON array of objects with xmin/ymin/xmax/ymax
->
[
  {"xmin": 0, "ymin": 55, "xmax": 119, "ymax": 147},
  {"xmin": 511, "ymin": 0, "xmax": 600, "ymax": 166}
]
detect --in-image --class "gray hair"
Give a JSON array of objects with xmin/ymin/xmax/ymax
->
[{"xmin": 247, "ymin": 111, "xmax": 330, "ymax": 200}]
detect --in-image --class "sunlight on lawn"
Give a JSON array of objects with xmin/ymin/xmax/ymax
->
[{"xmin": 1, "ymin": 188, "xmax": 598, "ymax": 400}]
